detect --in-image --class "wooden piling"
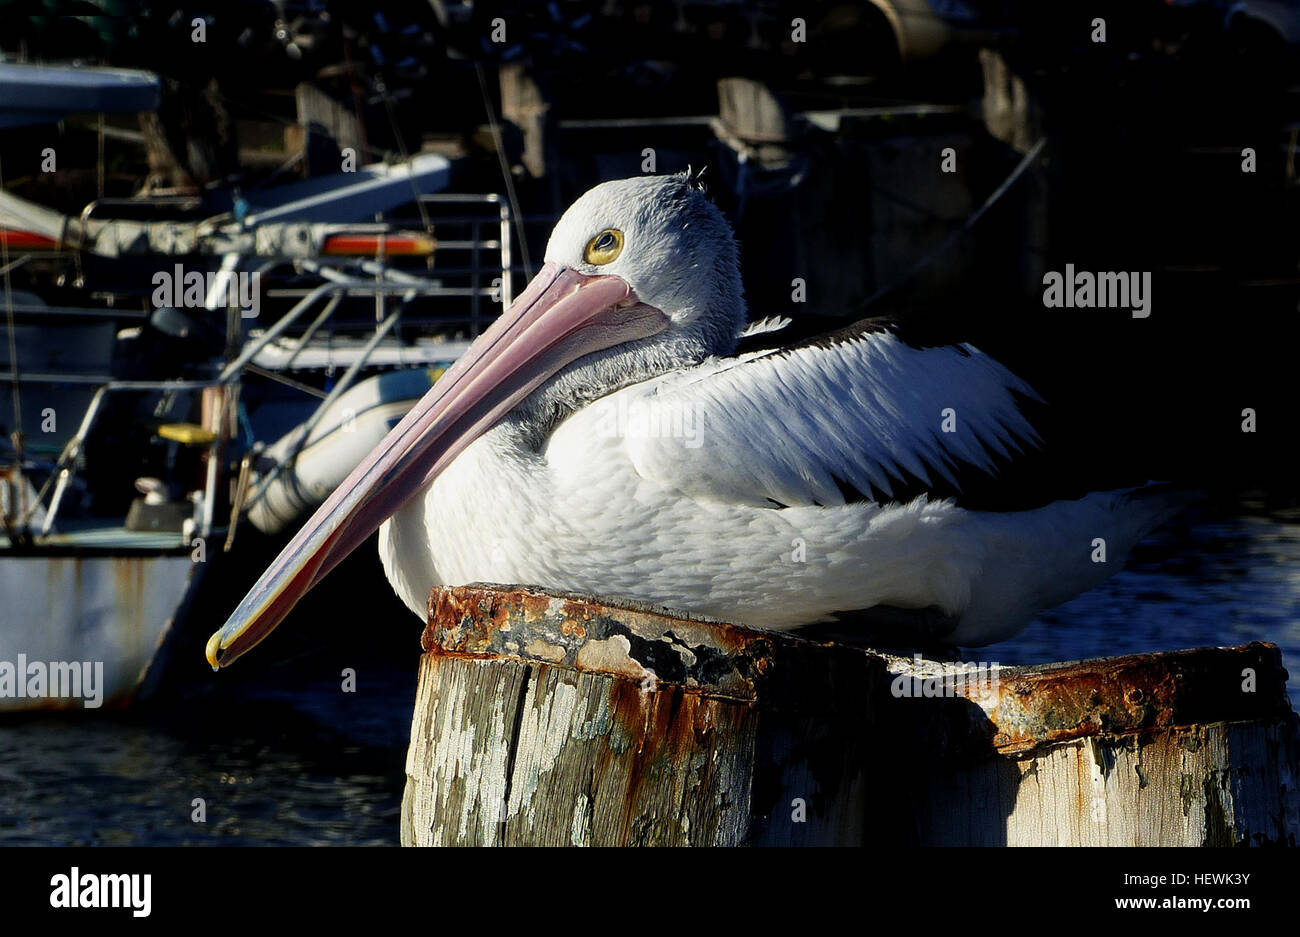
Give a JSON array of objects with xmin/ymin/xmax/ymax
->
[{"xmin": 402, "ymin": 585, "xmax": 1300, "ymax": 846}]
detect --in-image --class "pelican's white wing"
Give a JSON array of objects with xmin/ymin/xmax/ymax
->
[{"xmin": 610, "ymin": 327, "xmax": 1041, "ymax": 508}]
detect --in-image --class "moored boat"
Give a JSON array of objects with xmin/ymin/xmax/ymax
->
[{"xmin": 1, "ymin": 60, "xmax": 514, "ymax": 711}]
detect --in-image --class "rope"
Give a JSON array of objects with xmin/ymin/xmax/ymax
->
[{"xmin": 377, "ymin": 82, "xmax": 434, "ymax": 236}]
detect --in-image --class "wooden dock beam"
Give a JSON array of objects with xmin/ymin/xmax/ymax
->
[{"xmin": 402, "ymin": 585, "xmax": 1300, "ymax": 846}]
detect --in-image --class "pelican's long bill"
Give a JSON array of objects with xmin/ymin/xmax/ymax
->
[{"xmin": 207, "ymin": 261, "xmax": 669, "ymax": 669}]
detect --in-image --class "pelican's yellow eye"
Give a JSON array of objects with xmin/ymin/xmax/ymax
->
[{"xmin": 584, "ymin": 228, "xmax": 624, "ymax": 265}]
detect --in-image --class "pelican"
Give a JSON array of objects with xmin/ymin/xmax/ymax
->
[{"xmin": 207, "ymin": 173, "xmax": 1187, "ymax": 668}]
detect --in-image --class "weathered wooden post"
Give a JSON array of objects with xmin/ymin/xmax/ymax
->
[{"xmin": 402, "ymin": 585, "xmax": 1300, "ymax": 846}]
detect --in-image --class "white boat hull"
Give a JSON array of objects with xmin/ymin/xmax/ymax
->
[
  {"xmin": 247, "ymin": 368, "xmax": 438, "ymax": 534},
  {"xmin": 0, "ymin": 553, "xmax": 200, "ymax": 712}
]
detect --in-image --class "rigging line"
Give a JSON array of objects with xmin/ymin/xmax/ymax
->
[
  {"xmin": 1, "ymin": 156, "xmax": 25, "ymax": 465},
  {"xmin": 0, "ymin": 155, "xmax": 27, "ymax": 540},
  {"xmin": 0, "ymin": 254, "xmax": 30, "ymax": 280},
  {"xmin": 378, "ymin": 85, "xmax": 433, "ymax": 235},
  {"xmin": 867, "ymin": 182, "xmax": 1051, "ymax": 260},
  {"xmin": 855, "ymin": 137, "xmax": 1046, "ymax": 314},
  {"xmin": 474, "ymin": 60, "xmax": 533, "ymax": 280},
  {"xmin": 242, "ymin": 363, "xmax": 330, "ymax": 399},
  {"xmin": 342, "ymin": 37, "xmax": 372, "ymax": 162}
]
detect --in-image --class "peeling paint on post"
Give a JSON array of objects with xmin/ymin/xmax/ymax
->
[{"xmin": 402, "ymin": 585, "xmax": 1300, "ymax": 846}]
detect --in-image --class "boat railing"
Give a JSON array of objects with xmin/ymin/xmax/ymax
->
[
  {"xmin": 3, "ymin": 191, "xmax": 516, "ymax": 546},
  {"xmin": 415, "ymin": 192, "xmax": 516, "ymax": 334},
  {"xmin": 8, "ymin": 271, "xmax": 422, "ymax": 542},
  {"xmin": 13, "ymin": 378, "xmax": 223, "ymax": 540},
  {"xmin": 68, "ymin": 195, "xmax": 204, "ymax": 286},
  {"xmin": 6, "ymin": 272, "xmax": 418, "ymax": 543},
  {"xmin": 248, "ymin": 192, "xmax": 515, "ymax": 353}
]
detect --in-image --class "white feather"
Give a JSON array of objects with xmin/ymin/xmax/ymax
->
[
  {"xmin": 738, "ymin": 316, "xmax": 792, "ymax": 338},
  {"xmin": 622, "ymin": 331, "xmax": 1038, "ymax": 508}
]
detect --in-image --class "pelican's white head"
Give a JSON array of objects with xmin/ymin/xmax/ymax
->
[
  {"xmin": 206, "ymin": 172, "xmax": 746, "ymax": 668},
  {"xmin": 545, "ymin": 173, "xmax": 744, "ymax": 354},
  {"xmin": 499, "ymin": 173, "xmax": 746, "ymax": 435}
]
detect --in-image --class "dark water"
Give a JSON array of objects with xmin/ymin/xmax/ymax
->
[
  {"xmin": 1, "ymin": 502, "xmax": 1297, "ymax": 846},
  {"xmin": 986, "ymin": 504, "xmax": 1300, "ymax": 686},
  {"xmin": 0, "ymin": 667, "xmax": 416, "ymax": 846}
]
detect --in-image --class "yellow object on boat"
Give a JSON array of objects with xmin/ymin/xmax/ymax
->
[{"xmin": 157, "ymin": 423, "xmax": 217, "ymax": 445}]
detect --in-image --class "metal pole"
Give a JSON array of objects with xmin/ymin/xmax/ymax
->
[
  {"xmin": 470, "ymin": 218, "xmax": 481, "ymax": 337},
  {"xmin": 218, "ymin": 282, "xmax": 338, "ymax": 382},
  {"xmin": 498, "ymin": 200, "xmax": 514, "ymax": 308},
  {"xmin": 36, "ymin": 385, "xmax": 108, "ymax": 535}
]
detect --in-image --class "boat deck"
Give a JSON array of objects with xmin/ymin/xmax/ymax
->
[{"xmin": 1, "ymin": 519, "xmax": 199, "ymax": 553}]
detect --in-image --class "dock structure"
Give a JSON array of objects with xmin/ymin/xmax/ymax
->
[{"xmin": 402, "ymin": 585, "xmax": 1300, "ymax": 846}]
